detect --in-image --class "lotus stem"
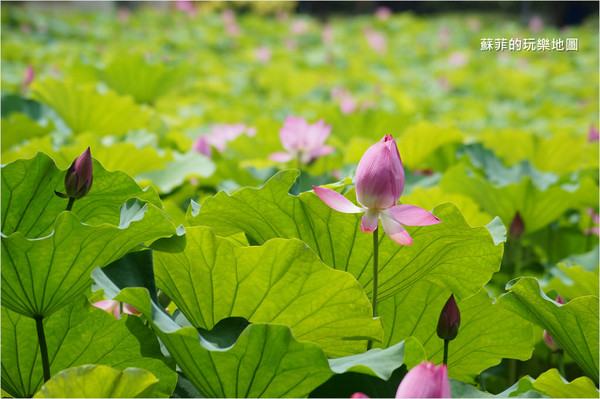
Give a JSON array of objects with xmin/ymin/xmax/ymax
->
[
  {"xmin": 367, "ymin": 227, "xmax": 379, "ymax": 351},
  {"xmin": 443, "ymin": 339, "xmax": 449, "ymax": 365},
  {"xmin": 66, "ymin": 197, "xmax": 75, "ymax": 212},
  {"xmin": 35, "ymin": 316, "xmax": 51, "ymax": 383}
]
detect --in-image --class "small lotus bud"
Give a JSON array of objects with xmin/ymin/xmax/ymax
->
[
  {"xmin": 509, "ymin": 212, "xmax": 525, "ymax": 240},
  {"xmin": 543, "ymin": 295, "xmax": 564, "ymax": 352},
  {"xmin": 64, "ymin": 147, "xmax": 93, "ymax": 199},
  {"xmin": 437, "ymin": 294, "xmax": 460, "ymax": 341}
]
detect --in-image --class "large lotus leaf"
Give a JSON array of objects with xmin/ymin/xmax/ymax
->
[
  {"xmin": 33, "ymin": 365, "xmax": 158, "ymax": 398},
  {"xmin": 543, "ymin": 263, "xmax": 599, "ymax": 300},
  {"xmin": 1, "ymin": 297, "xmax": 176, "ymax": 398},
  {"xmin": 401, "ymin": 186, "xmax": 493, "ymax": 227},
  {"xmin": 187, "ymin": 170, "xmax": 504, "ymax": 302},
  {"xmin": 440, "ymin": 163, "xmax": 599, "ymax": 234},
  {"xmin": 497, "ymin": 277, "xmax": 599, "ymax": 383},
  {"xmin": 1, "ymin": 113, "xmax": 54, "ymax": 149},
  {"xmin": 1, "ymin": 199, "xmax": 176, "ymax": 318},
  {"xmin": 376, "ymin": 280, "xmax": 534, "ymax": 382},
  {"xmin": 30, "ymin": 78, "xmax": 151, "ymax": 136},
  {"xmin": 93, "ymin": 263, "xmax": 425, "ymax": 398},
  {"xmin": 397, "ymin": 121, "xmax": 464, "ymax": 170},
  {"xmin": 1, "ymin": 152, "xmax": 162, "ymax": 238},
  {"xmin": 136, "ymin": 151, "xmax": 216, "ymax": 193},
  {"xmin": 451, "ymin": 368, "xmax": 599, "ymax": 398},
  {"xmin": 97, "ymin": 53, "xmax": 189, "ymax": 104},
  {"xmin": 152, "ymin": 226, "xmax": 383, "ymax": 357}
]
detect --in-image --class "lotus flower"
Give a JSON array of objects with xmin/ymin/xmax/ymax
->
[
  {"xmin": 269, "ymin": 116, "xmax": 334, "ymax": 164},
  {"xmin": 437, "ymin": 294, "xmax": 460, "ymax": 341},
  {"xmin": 21, "ymin": 65, "xmax": 35, "ymax": 92},
  {"xmin": 175, "ymin": 1, "xmax": 196, "ymax": 16},
  {"xmin": 61, "ymin": 147, "xmax": 93, "ymax": 200},
  {"xmin": 543, "ymin": 295, "xmax": 564, "ymax": 352},
  {"xmin": 588, "ymin": 124, "xmax": 599, "ymax": 142},
  {"xmin": 375, "ymin": 6, "xmax": 392, "ymax": 21},
  {"xmin": 396, "ymin": 361, "xmax": 451, "ymax": 398},
  {"xmin": 584, "ymin": 207, "xmax": 599, "ymax": 236},
  {"xmin": 313, "ymin": 135, "xmax": 441, "ymax": 245},
  {"xmin": 192, "ymin": 123, "xmax": 256, "ymax": 157},
  {"xmin": 93, "ymin": 300, "xmax": 140, "ymax": 318},
  {"xmin": 365, "ymin": 28, "xmax": 387, "ymax": 54}
]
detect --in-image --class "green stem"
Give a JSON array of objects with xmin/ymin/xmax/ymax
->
[
  {"xmin": 367, "ymin": 227, "xmax": 379, "ymax": 351},
  {"xmin": 557, "ymin": 350, "xmax": 566, "ymax": 378},
  {"xmin": 35, "ymin": 316, "xmax": 51, "ymax": 383},
  {"xmin": 443, "ymin": 339, "xmax": 449, "ymax": 365},
  {"xmin": 66, "ymin": 197, "xmax": 75, "ymax": 212},
  {"xmin": 119, "ymin": 302, "xmax": 124, "ymax": 316},
  {"xmin": 513, "ymin": 238, "xmax": 523, "ymax": 278}
]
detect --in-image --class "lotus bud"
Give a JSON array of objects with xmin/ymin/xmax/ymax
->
[
  {"xmin": 437, "ymin": 294, "xmax": 460, "ymax": 341},
  {"xmin": 543, "ymin": 295, "xmax": 564, "ymax": 352},
  {"xmin": 395, "ymin": 361, "xmax": 451, "ymax": 398},
  {"xmin": 509, "ymin": 212, "xmax": 525, "ymax": 240},
  {"xmin": 355, "ymin": 135, "xmax": 405, "ymax": 209},
  {"xmin": 350, "ymin": 393, "xmax": 370, "ymax": 398},
  {"xmin": 64, "ymin": 147, "xmax": 93, "ymax": 200}
]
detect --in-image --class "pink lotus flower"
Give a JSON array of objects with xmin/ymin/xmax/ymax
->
[
  {"xmin": 192, "ymin": 123, "xmax": 256, "ymax": 157},
  {"xmin": 255, "ymin": 46, "xmax": 272, "ymax": 63},
  {"xmin": 269, "ymin": 116, "xmax": 334, "ymax": 164},
  {"xmin": 543, "ymin": 295, "xmax": 564, "ymax": 352},
  {"xmin": 584, "ymin": 208, "xmax": 599, "ymax": 236},
  {"xmin": 396, "ymin": 361, "xmax": 451, "ymax": 398},
  {"xmin": 322, "ymin": 23, "xmax": 334, "ymax": 46},
  {"xmin": 350, "ymin": 393, "xmax": 370, "ymax": 398},
  {"xmin": 175, "ymin": 1, "xmax": 196, "ymax": 17},
  {"xmin": 375, "ymin": 6, "xmax": 392, "ymax": 21},
  {"xmin": 313, "ymin": 135, "xmax": 441, "ymax": 245},
  {"xmin": 529, "ymin": 16, "xmax": 544, "ymax": 32},
  {"xmin": 222, "ymin": 9, "xmax": 240, "ymax": 36},
  {"xmin": 93, "ymin": 300, "xmax": 140, "ymax": 318},
  {"xmin": 21, "ymin": 65, "xmax": 35, "ymax": 92},
  {"xmin": 588, "ymin": 124, "xmax": 599, "ymax": 142},
  {"xmin": 365, "ymin": 28, "xmax": 387, "ymax": 54},
  {"xmin": 291, "ymin": 19, "xmax": 309, "ymax": 35}
]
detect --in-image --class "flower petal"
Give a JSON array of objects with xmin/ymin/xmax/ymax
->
[
  {"xmin": 380, "ymin": 212, "xmax": 413, "ymax": 245},
  {"xmin": 360, "ymin": 209, "xmax": 380, "ymax": 233},
  {"xmin": 384, "ymin": 204, "xmax": 441, "ymax": 226},
  {"xmin": 313, "ymin": 186, "xmax": 364, "ymax": 214},
  {"xmin": 269, "ymin": 152, "xmax": 293, "ymax": 162}
]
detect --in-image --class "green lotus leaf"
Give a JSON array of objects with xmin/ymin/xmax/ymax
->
[
  {"xmin": 136, "ymin": 151, "xmax": 216, "ymax": 193},
  {"xmin": 152, "ymin": 226, "xmax": 383, "ymax": 357},
  {"xmin": 543, "ymin": 263, "xmax": 599, "ymax": 300},
  {"xmin": 1, "ymin": 152, "xmax": 163, "ymax": 238},
  {"xmin": 92, "ymin": 253, "xmax": 424, "ymax": 398},
  {"xmin": 97, "ymin": 53, "xmax": 189, "ymax": 104},
  {"xmin": 1, "ymin": 113, "xmax": 54, "ymax": 149},
  {"xmin": 497, "ymin": 277, "xmax": 599, "ymax": 383},
  {"xmin": 377, "ymin": 280, "xmax": 534, "ymax": 382},
  {"xmin": 33, "ymin": 365, "xmax": 158, "ymax": 398},
  {"xmin": 187, "ymin": 170, "xmax": 504, "ymax": 301},
  {"xmin": 1, "ymin": 297, "xmax": 176, "ymax": 398},
  {"xmin": 1, "ymin": 199, "xmax": 176, "ymax": 318},
  {"xmin": 441, "ymin": 163, "xmax": 599, "ymax": 234},
  {"xmin": 30, "ymin": 78, "xmax": 151, "ymax": 136}
]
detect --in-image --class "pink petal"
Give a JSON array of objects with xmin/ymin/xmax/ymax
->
[
  {"xmin": 384, "ymin": 205, "xmax": 441, "ymax": 226},
  {"xmin": 360, "ymin": 209, "xmax": 380, "ymax": 233},
  {"xmin": 351, "ymin": 393, "xmax": 370, "ymax": 399},
  {"xmin": 355, "ymin": 135, "xmax": 405, "ymax": 209},
  {"xmin": 380, "ymin": 212, "xmax": 413, "ymax": 245},
  {"xmin": 307, "ymin": 145, "xmax": 334, "ymax": 161},
  {"xmin": 269, "ymin": 152, "xmax": 293, "ymax": 163},
  {"xmin": 313, "ymin": 186, "xmax": 364, "ymax": 214},
  {"xmin": 396, "ymin": 361, "xmax": 450, "ymax": 398}
]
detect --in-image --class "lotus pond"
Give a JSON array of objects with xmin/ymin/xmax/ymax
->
[{"xmin": 1, "ymin": 2, "xmax": 599, "ymax": 398}]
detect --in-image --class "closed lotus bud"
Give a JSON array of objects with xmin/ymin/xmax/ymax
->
[
  {"xmin": 350, "ymin": 393, "xmax": 370, "ymax": 398},
  {"xmin": 543, "ymin": 295, "xmax": 564, "ymax": 352},
  {"xmin": 64, "ymin": 147, "xmax": 93, "ymax": 199},
  {"xmin": 437, "ymin": 294, "xmax": 460, "ymax": 341},
  {"xmin": 355, "ymin": 134, "xmax": 405, "ymax": 209},
  {"xmin": 395, "ymin": 361, "xmax": 451, "ymax": 398},
  {"xmin": 509, "ymin": 212, "xmax": 525, "ymax": 240}
]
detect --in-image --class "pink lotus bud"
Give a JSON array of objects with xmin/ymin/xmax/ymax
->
[
  {"xmin": 543, "ymin": 296, "xmax": 564, "ymax": 352},
  {"xmin": 64, "ymin": 147, "xmax": 93, "ymax": 200},
  {"xmin": 396, "ymin": 361, "xmax": 451, "ymax": 398},
  {"xmin": 437, "ymin": 294, "xmax": 461, "ymax": 341},
  {"xmin": 21, "ymin": 65, "xmax": 35, "ymax": 91},
  {"xmin": 193, "ymin": 136, "xmax": 212, "ymax": 157},
  {"xmin": 351, "ymin": 393, "xmax": 370, "ymax": 398},
  {"xmin": 355, "ymin": 135, "xmax": 404, "ymax": 209},
  {"xmin": 374, "ymin": 6, "xmax": 392, "ymax": 21},
  {"xmin": 588, "ymin": 124, "xmax": 599, "ymax": 142}
]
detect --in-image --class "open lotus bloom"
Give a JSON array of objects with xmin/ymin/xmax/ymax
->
[
  {"xmin": 270, "ymin": 116, "xmax": 334, "ymax": 164},
  {"xmin": 93, "ymin": 300, "xmax": 140, "ymax": 318},
  {"xmin": 192, "ymin": 123, "xmax": 256, "ymax": 157},
  {"xmin": 588, "ymin": 124, "xmax": 599, "ymax": 142},
  {"xmin": 396, "ymin": 361, "xmax": 451, "ymax": 398},
  {"xmin": 313, "ymin": 135, "xmax": 441, "ymax": 245}
]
